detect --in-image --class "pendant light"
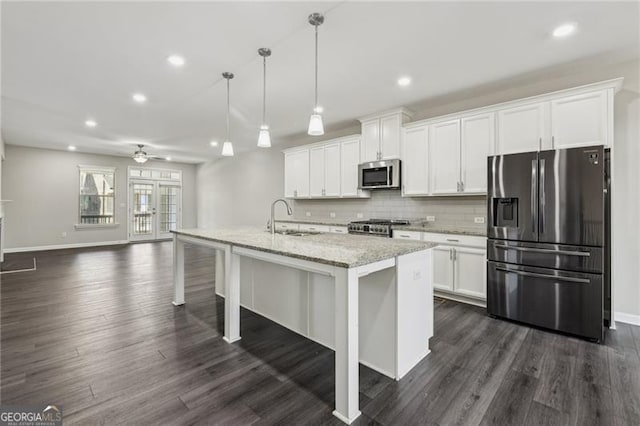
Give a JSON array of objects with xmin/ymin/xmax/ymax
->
[
  {"xmin": 257, "ymin": 48, "xmax": 272, "ymax": 148},
  {"xmin": 221, "ymin": 72, "xmax": 235, "ymax": 156},
  {"xmin": 307, "ymin": 13, "xmax": 324, "ymax": 136}
]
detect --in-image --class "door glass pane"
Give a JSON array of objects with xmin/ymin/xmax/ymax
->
[
  {"xmin": 159, "ymin": 186, "xmax": 179, "ymax": 232},
  {"xmin": 133, "ymin": 183, "xmax": 154, "ymax": 235}
]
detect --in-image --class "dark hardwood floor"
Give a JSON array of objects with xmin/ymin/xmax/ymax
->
[{"xmin": 1, "ymin": 242, "xmax": 639, "ymax": 425}]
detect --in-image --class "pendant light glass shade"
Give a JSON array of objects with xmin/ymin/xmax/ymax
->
[
  {"xmin": 221, "ymin": 141, "xmax": 234, "ymax": 156},
  {"xmin": 307, "ymin": 114, "xmax": 324, "ymax": 136},
  {"xmin": 257, "ymin": 125, "xmax": 271, "ymax": 148},
  {"xmin": 308, "ymin": 13, "xmax": 325, "ymax": 136},
  {"xmin": 257, "ymin": 48, "xmax": 272, "ymax": 148},
  {"xmin": 221, "ymin": 72, "xmax": 234, "ymax": 157}
]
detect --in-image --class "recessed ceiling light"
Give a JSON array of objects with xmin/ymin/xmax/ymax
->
[
  {"xmin": 167, "ymin": 55, "xmax": 185, "ymax": 67},
  {"xmin": 68, "ymin": 145, "xmax": 76, "ymax": 151},
  {"xmin": 553, "ymin": 23, "xmax": 577, "ymax": 38},
  {"xmin": 397, "ymin": 76, "xmax": 412, "ymax": 87},
  {"xmin": 165, "ymin": 156, "xmax": 172, "ymax": 161},
  {"xmin": 210, "ymin": 140, "xmax": 219, "ymax": 147},
  {"xmin": 85, "ymin": 119, "xmax": 97, "ymax": 128},
  {"xmin": 132, "ymin": 93, "xmax": 147, "ymax": 103}
]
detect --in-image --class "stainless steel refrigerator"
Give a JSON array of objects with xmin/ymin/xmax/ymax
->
[{"xmin": 486, "ymin": 145, "xmax": 610, "ymax": 342}]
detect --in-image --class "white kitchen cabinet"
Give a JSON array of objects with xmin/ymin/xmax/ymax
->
[
  {"xmin": 309, "ymin": 143, "xmax": 341, "ymax": 198},
  {"xmin": 392, "ymin": 230, "xmax": 422, "ymax": 240},
  {"xmin": 432, "ymin": 245, "xmax": 454, "ymax": 292},
  {"xmin": 429, "ymin": 119, "xmax": 460, "ymax": 195},
  {"xmin": 496, "ymin": 102, "xmax": 549, "ymax": 154},
  {"xmin": 360, "ymin": 110, "xmax": 411, "ymax": 162},
  {"xmin": 284, "ymin": 149, "xmax": 309, "ymax": 198},
  {"xmin": 401, "ymin": 125, "xmax": 429, "ymax": 196},
  {"xmin": 329, "ymin": 226, "xmax": 348, "ymax": 234},
  {"xmin": 324, "ymin": 143, "xmax": 341, "ymax": 197},
  {"xmin": 551, "ymin": 90, "xmax": 608, "ymax": 149},
  {"xmin": 299, "ymin": 223, "xmax": 331, "ymax": 233},
  {"xmin": 309, "ymin": 146, "xmax": 325, "ymax": 197},
  {"xmin": 453, "ymin": 247, "xmax": 487, "ymax": 299},
  {"xmin": 275, "ymin": 222, "xmax": 299, "ymax": 232},
  {"xmin": 340, "ymin": 137, "xmax": 363, "ymax": 197},
  {"xmin": 461, "ymin": 112, "xmax": 495, "ymax": 193}
]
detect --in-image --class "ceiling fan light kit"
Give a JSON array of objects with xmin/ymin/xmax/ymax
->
[{"xmin": 133, "ymin": 144, "xmax": 148, "ymax": 163}]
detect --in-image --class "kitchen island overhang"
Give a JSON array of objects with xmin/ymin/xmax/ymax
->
[{"xmin": 171, "ymin": 228, "xmax": 436, "ymax": 424}]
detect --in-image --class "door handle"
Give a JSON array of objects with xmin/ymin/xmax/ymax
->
[
  {"xmin": 539, "ymin": 158, "xmax": 546, "ymax": 234},
  {"xmin": 493, "ymin": 244, "xmax": 590, "ymax": 257},
  {"xmin": 531, "ymin": 159, "xmax": 537, "ymax": 233},
  {"xmin": 496, "ymin": 267, "xmax": 590, "ymax": 283}
]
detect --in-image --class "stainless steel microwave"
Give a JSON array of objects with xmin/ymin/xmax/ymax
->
[{"xmin": 358, "ymin": 159, "xmax": 401, "ymax": 190}]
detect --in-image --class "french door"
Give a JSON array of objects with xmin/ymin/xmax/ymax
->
[{"xmin": 129, "ymin": 180, "xmax": 181, "ymax": 241}]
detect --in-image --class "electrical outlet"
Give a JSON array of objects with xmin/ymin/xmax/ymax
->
[
  {"xmin": 61, "ymin": 232, "xmax": 67, "ymax": 238},
  {"xmin": 426, "ymin": 216, "xmax": 436, "ymax": 222},
  {"xmin": 306, "ymin": 212, "xmax": 311, "ymax": 217},
  {"xmin": 330, "ymin": 212, "xmax": 336, "ymax": 218},
  {"xmin": 356, "ymin": 213, "xmax": 364, "ymax": 219},
  {"xmin": 474, "ymin": 217, "xmax": 485, "ymax": 224}
]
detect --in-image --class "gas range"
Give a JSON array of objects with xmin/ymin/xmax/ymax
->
[{"xmin": 347, "ymin": 219, "xmax": 410, "ymax": 238}]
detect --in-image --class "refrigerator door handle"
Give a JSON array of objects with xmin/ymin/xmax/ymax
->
[
  {"xmin": 531, "ymin": 160, "xmax": 537, "ymax": 233},
  {"xmin": 539, "ymin": 158, "xmax": 546, "ymax": 234},
  {"xmin": 495, "ymin": 267, "xmax": 590, "ymax": 284},
  {"xmin": 493, "ymin": 244, "xmax": 591, "ymax": 257}
]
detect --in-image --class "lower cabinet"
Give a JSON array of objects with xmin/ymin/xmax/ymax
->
[{"xmin": 431, "ymin": 244, "xmax": 486, "ymax": 301}]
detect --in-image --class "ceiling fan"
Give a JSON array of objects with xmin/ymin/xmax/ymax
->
[{"xmin": 132, "ymin": 144, "xmax": 167, "ymax": 163}]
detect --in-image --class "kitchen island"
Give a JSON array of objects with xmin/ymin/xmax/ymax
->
[{"xmin": 172, "ymin": 227, "xmax": 436, "ymax": 424}]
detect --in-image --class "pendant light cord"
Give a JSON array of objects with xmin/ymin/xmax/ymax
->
[
  {"xmin": 314, "ymin": 24, "xmax": 319, "ymax": 109},
  {"xmin": 226, "ymin": 77, "xmax": 230, "ymax": 141},
  {"xmin": 263, "ymin": 56, "xmax": 267, "ymax": 125}
]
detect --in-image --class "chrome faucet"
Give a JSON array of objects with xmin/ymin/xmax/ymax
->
[{"xmin": 269, "ymin": 199, "xmax": 293, "ymax": 235}]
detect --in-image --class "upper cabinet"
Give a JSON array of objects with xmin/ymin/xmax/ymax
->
[
  {"xmin": 550, "ymin": 90, "xmax": 609, "ymax": 149},
  {"xmin": 461, "ymin": 112, "xmax": 495, "ymax": 193},
  {"xmin": 284, "ymin": 136, "xmax": 370, "ymax": 199},
  {"xmin": 284, "ymin": 149, "xmax": 309, "ymax": 198},
  {"xmin": 429, "ymin": 119, "xmax": 461, "ymax": 195},
  {"xmin": 360, "ymin": 109, "xmax": 411, "ymax": 162},
  {"xmin": 401, "ymin": 126, "xmax": 429, "ymax": 196},
  {"xmin": 496, "ymin": 102, "xmax": 548, "ymax": 154}
]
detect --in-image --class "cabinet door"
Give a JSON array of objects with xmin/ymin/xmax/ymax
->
[
  {"xmin": 361, "ymin": 120, "xmax": 380, "ymax": 162},
  {"xmin": 401, "ymin": 126, "xmax": 429, "ymax": 195},
  {"xmin": 324, "ymin": 142, "xmax": 341, "ymax": 197},
  {"xmin": 284, "ymin": 152, "xmax": 296, "ymax": 198},
  {"xmin": 497, "ymin": 102, "xmax": 547, "ymax": 154},
  {"xmin": 309, "ymin": 146, "xmax": 325, "ymax": 198},
  {"xmin": 461, "ymin": 112, "xmax": 495, "ymax": 193},
  {"xmin": 551, "ymin": 90, "xmax": 608, "ymax": 149},
  {"xmin": 380, "ymin": 114, "xmax": 401, "ymax": 159},
  {"xmin": 432, "ymin": 245, "xmax": 454, "ymax": 292},
  {"xmin": 294, "ymin": 149, "xmax": 310, "ymax": 198},
  {"xmin": 429, "ymin": 119, "xmax": 461, "ymax": 195},
  {"xmin": 453, "ymin": 247, "xmax": 486, "ymax": 300},
  {"xmin": 340, "ymin": 138, "xmax": 361, "ymax": 197}
]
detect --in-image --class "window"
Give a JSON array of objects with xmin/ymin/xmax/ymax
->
[{"xmin": 79, "ymin": 167, "xmax": 116, "ymax": 225}]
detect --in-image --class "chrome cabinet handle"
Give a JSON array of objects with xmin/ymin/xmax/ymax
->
[
  {"xmin": 446, "ymin": 238, "xmax": 459, "ymax": 242},
  {"xmin": 449, "ymin": 248, "xmax": 453, "ymax": 260},
  {"xmin": 539, "ymin": 158, "xmax": 546, "ymax": 234},
  {"xmin": 531, "ymin": 160, "xmax": 537, "ymax": 233},
  {"xmin": 538, "ymin": 137, "xmax": 542, "ymax": 151},
  {"xmin": 552, "ymin": 136, "xmax": 555, "ymax": 148},
  {"xmin": 496, "ymin": 267, "xmax": 590, "ymax": 284},
  {"xmin": 493, "ymin": 244, "xmax": 590, "ymax": 257}
]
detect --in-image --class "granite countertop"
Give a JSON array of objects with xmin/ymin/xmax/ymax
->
[
  {"xmin": 276, "ymin": 219, "xmax": 486, "ymax": 237},
  {"xmin": 172, "ymin": 227, "xmax": 436, "ymax": 268}
]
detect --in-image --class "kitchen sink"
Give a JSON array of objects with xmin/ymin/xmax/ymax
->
[{"xmin": 268, "ymin": 229, "xmax": 321, "ymax": 237}]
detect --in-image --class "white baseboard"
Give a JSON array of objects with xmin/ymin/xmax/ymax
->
[
  {"xmin": 614, "ymin": 311, "xmax": 640, "ymax": 326},
  {"xmin": 4, "ymin": 240, "xmax": 129, "ymax": 254}
]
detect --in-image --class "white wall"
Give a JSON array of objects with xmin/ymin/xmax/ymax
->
[
  {"xmin": 2, "ymin": 145, "xmax": 198, "ymax": 249},
  {"xmin": 197, "ymin": 58, "xmax": 640, "ymax": 320}
]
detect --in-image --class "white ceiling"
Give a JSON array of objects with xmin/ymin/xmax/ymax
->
[{"xmin": 2, "ymin": 1, "xmax": 639, "ymax": 163}]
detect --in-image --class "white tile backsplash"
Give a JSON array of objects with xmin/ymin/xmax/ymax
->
[{"xmin": 291, "ymin": 191, "xmax": 487, "ymax": 231}]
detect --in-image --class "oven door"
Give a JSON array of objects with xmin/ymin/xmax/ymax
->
[{"xmin": 487, "ymin": 261, "xmax": 603, "ymax": 342}]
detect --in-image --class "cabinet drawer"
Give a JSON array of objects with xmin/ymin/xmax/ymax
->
[
  {"xmin": 330, "ymin": 226, "xmax": 348, "ymax": 234},
  {"xmin": 275, "ymin": 223, "xmax": 299, "ymax": 231},
  {"xmin": 421, "ymin": 232, "xmax": 486, "ymax": 248},
  {"xmin": 392, "ymin": 230, "xmax": 422, "ymax": 240},
  {"xmin": 299, "ymin": 223, "xmax": 331, "ymax": 233}
]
